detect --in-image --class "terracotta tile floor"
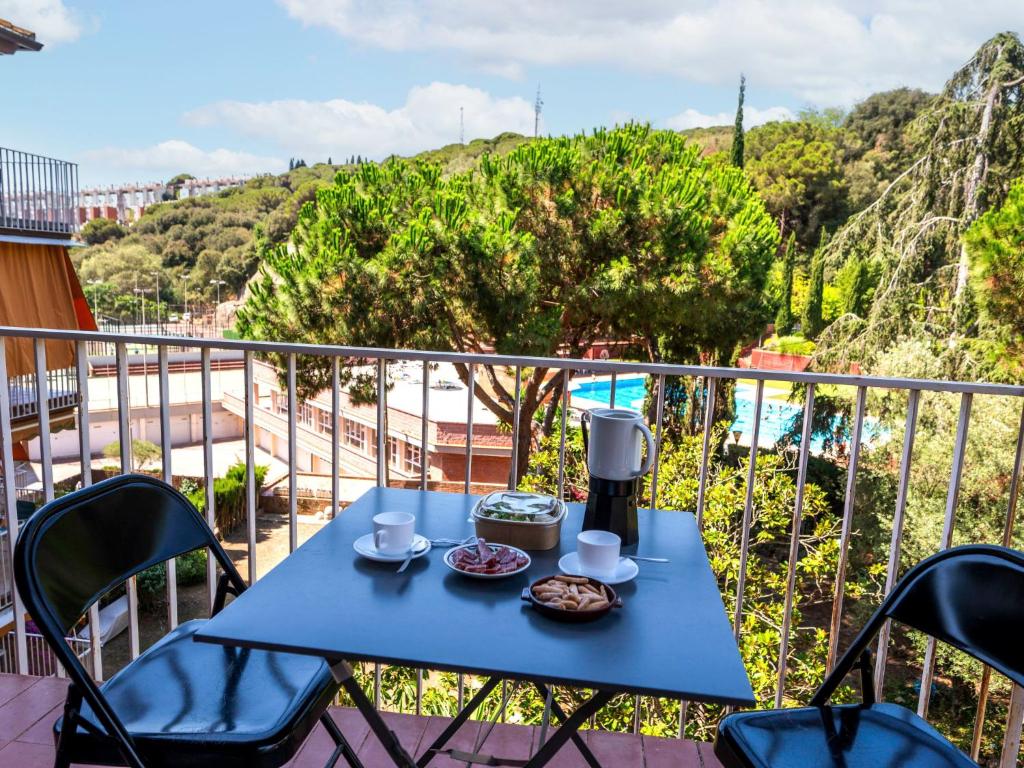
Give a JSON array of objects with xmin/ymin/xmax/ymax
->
[{"xmin": 0, "ymin": 674, "xmax": 721, "ymax": 767}]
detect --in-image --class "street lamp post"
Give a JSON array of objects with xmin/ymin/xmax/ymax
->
[
  {"xmin": 151, "ymin": 272, "xmax": 161, "ymax": 329},
  {"xmin": 209, "ymin": 279, "xmax": 227, "ymax": 331},
  {"xmin": 86, "ymin": 278, "xmax": 102, "ymax": 320},
  {"xmin": 182, "ymin": 271, "xmax": 190, "ymax": 325},
  {"xmin": 209, "ymin": 279, "xmax": 226, "ymax": 306}
]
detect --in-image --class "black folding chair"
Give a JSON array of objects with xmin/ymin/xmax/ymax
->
[
  {"xmin": 14, "ymin": 474, "xmax": 361, "ymax": 768},
  {"xmin": 714, "ymin": 544, "xmax": 1024, "ymax": 767}
]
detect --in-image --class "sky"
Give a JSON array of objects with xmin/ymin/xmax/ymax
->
[{"xmin": 1, "ymin": 0, "xmax": 1020, "ymax": 187}]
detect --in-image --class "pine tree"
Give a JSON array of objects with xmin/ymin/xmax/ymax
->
[
  {"xmin": 775, "ymin": 233, "xmax": 796, "ymax": 334},
  {"xmin": 731, "ymin": 74, "xmax": 746, "ymax": 169},
  {"xmin": 328, "ymin": 156, "xmax": 332, "ymax": 165},
  {"xmin": 803, "ymin": 249, "xmax": 825, "ymax": 339},
  {"xmin": 288, "ymin": 158, "xmax": 294, "ymax": 171}
]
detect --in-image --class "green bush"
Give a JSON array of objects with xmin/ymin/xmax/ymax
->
[
  {"xmin": 137, "ymin": 549, "xmax": 208, "ymax": 609},
  {"xmin": 185, "ymin": 461, "xmax": 269, "ymax": 534}
]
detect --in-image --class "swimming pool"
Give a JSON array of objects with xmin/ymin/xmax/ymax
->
[{"xmin": 570, "ymin": 376, "xmax": 862, "ymax": 452}]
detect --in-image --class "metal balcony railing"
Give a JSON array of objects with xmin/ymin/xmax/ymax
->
[
  {"xmin": 7, "ymin": 366, "xmax": 80, "ymax": 422},
  {"xmin": 0, "ymin": 147, "xmax": 79, "ymax": 235},
  {"xmin": 0, "ymin": 326, "xmax": 1022, "ymax": 765}
]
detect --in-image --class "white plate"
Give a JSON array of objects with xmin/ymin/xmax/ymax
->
[
  {"xmin": 444, "ymin": 543, "xmax": 532, "ymax": 579},
  {"xmin": 558, "ymin": 552, "xmax": 639, "ymax": 585},
  {"xmin": 353, "ymin": 533, "xmax": 431, "ymax": 563}
]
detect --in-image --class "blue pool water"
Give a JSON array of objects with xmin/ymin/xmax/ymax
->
[{"xmin": 570, "ymin": 376, "xmax": 863, "ymax": 452}]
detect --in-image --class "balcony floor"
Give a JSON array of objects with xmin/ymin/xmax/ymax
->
[{"xmin": 0, "ymin": 674, "xmax": 720, "ymax": 767}]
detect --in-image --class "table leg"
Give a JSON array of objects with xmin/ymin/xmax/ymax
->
[
  {"xmin": 331, "ymin": 660, "xmax": 418, "ymax": 768},
  {"xmin": 533, "ymin": 684, "xmax": 603, "ymax": 768},
  {"xmin": 417, "ymin": 677, "xmax": 501, "ymax": 767},
  {"xmin": 524, "ymin": 691, "xmax": 615, "ymax": 768}
]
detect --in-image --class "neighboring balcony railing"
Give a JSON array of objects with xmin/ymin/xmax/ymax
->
[
  {"xmin": 0, "ymin": 147, "xmax": 79, "ymax": 235},
  {"xmin": 0, "ymin": 326, "xmax": 1023, "ymax": 765},
  {"xmin": 7, "ymin": 366, "xmax": 79, "ymax": 422}
]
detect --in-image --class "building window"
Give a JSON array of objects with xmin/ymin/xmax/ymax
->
[
  {"xmin": 298, "ymin": 402, "xmax": 314, "ymax": 427},
  {"xmin": 368, "ymin": 428, "xmax": 378, "ymax": 458},
  {"xmin": 344, "ymin": 419, "xmax": 366, "ymax": 452},
  {"xmin": 404, "ymin": 443, "xmax": 422, "ymax": 474},
  {"xmin": 273, "ymin": 392, "xmax": 288, "ymax": 416},
  {"xmin": 388, "ymin": 437, "xmax": 401, "ymax": 469},
  {"xmin": 318, "ymin": 408, "xmax": 333, "ymax": 435}
]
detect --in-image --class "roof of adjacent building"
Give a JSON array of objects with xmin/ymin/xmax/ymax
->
[{"xmin": 0, "ymin": 18, "xmax": 42, "ymax": 55}]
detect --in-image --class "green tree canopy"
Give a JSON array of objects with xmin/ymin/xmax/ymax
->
[
  {"xmin": 816, "ymin": 32, "xmax": 1024, "ymax": 376},
  {"xmin": 80, "ymin": 217, "xmax": 126, "ymax": 246},
  {"xmin": 746, "ymin": 123, "xmax": 848, "ymax": 249},
  {"xmin": 965, "ymin": 176, "xmax": 1024, "ymax": 376},
  {"xmin": 238, "ymin": 125, "xmax": 778, "ymax": 476}
]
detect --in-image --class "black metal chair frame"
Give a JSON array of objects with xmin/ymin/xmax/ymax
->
[
  {"xmin": 811, "ymin": 544, "xmax": 1024, "ymax": 708},
  {"xmin": 716, "ymin": 544, "xmax": 1024, "ymax": 767},
  {"xmin": 14, "ymin": 474, "xmax": 359, "ymax": 768}
]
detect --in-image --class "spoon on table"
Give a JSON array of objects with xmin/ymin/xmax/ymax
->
[
  {"xmin": 625, "ymin": 555, "xmax": 670, "ymax": 564},
  {"xmin": 397, "ymin": 540, "xmax": 431, "ymax": 573}
]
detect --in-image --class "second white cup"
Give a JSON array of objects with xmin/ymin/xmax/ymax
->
[
  {"xmin": 373, "ymin": 511, "xmax": 415, "ymax": 554},
  {"xmin": 577, "ymin": 529, "xmax": 621, "ymax": 576}
]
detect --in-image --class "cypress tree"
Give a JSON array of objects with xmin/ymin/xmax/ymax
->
[
  {"xmin": 775, "ymin": 233, "xmax": 796, "ymax": 334},
  {"xmin": 803, "ymin": 249, "xmax": 825, "ymax": 339},
  {"xmin": 730, "ymin": 74, "xmax": 746, "ymax": 168}
]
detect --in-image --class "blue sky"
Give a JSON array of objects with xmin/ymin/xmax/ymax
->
[{"xmin": 1, "ymin": 1, "xmax": 1018, "ymax": 186}]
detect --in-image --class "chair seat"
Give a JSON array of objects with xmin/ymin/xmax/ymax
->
[
  {"xmin": 56, "ymin": 619, "xmax": 339, "ymax": 768},
  {"xmin": 715, "ymin": 703, "xmax": 977, "ymax": 768}
]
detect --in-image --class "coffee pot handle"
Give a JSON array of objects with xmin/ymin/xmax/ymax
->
[
  {"xmin": 581, "ymin": 411, "xmax": 591, "ymax": 456},
  {"xmin": 635, "ymin": 422, "xmax": 655, "ymax": 476}
]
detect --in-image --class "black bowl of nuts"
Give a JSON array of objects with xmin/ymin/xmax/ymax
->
[{"xmin": 521, "ymin": 574, "xmax": 622, "ymax": 623}]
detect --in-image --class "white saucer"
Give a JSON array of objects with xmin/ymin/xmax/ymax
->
[
  {"xmin": 558, "ymin": 552, "xmax": 639, "ymax": 585},
  {"xmin": 353, "ymin": 533, "xmax": 431, "ymax": 563}
]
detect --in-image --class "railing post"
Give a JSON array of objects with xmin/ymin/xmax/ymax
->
[
  {"xmin": 420, "ymin": 361, "xmax": 430, "ymax": 492},
  {"xmin": 510, "ymin": 366, "xmax": 522, "ymax": 491},
  {"xmin": 733, "ymin": 378, "xmax": 764, "ymax": 641},
  {"xmin": 201, "ymin": 347, "xmax": 217, "ymax": 611},
  {"xmin": 464, "ymin": 364, "xmax": 474, "ymax": 493},
  {"xmin": 116, "ymin": 342, "xmax": 141, "ymax": 660},
  {"xmin": 918, "ymin": 392, "xmax": 972, "ymax": 719},
  {"xmin": 775, "ymin": 383, "xmax": 815, "ymax": 708},
  {"xmin": 287, "ymin": 354, "xmax": 298, "ymax": 553},
  {"xmin": 649, "ymin": 374, "xmax": 667, "ymax": 509},
  {"xmin": 32, "ymin": 340, "xmax": 53, "ymax": 501},
  {"xmin": 333, "ymin": 358, "xmax": 342, "ymax": 513},
  {"xmin": 157, "ymin": 346, "xmax": 177, "ymax": 630},
  {"xmin": 874, "ymin": 389, "xmax": 920, "ymax": 698},
  {"xmin": 695, "ymin": 376, "xmax": 718, "ymax": 529},
  {"xmin": 556, "ymin": 369, "xmax": 569, "ymax": 498},
  {"xmin": 826, "ymin": 385, "xmax": 867, "ymax": 674},
  {"xmin": 1000, "ymin": 684, "xmax": 1024, "ymax": 768},
  {"xmin": 244, "ymin": 351, "xmax": 257, "ymax": 584},
  {"xmin": 0, "ymin": 341, "xmax": 29, "ymax": 674},
  {"xmin": 76, "ymin": 340, "xmax": 103, "ymax": 681}
]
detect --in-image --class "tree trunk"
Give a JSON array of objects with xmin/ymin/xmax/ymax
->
[
  {"xmin": 955, "ymin": 79, "xmax": 998, "ymax": 305},
  {"xmin": 541, "ymin": 372, "xmax": 565, "ymax": 437}
]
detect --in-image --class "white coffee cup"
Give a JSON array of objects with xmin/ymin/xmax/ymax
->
[
  {"xmin": 373, "ymin": 511, "xmax": 415, "ymax": 554},
  {"xmin": 577, "ymin": 530, "xmax": 621, "ymax": 576}
]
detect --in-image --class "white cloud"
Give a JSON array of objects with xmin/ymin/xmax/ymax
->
[
  {"xmin": 0, "ymin": 0, "xmax": 83, "ymax": 45},
  {"xmin": 277, "ymin": 0, "xmax": 1020, "ymax": 104},
  {"xmin": 185, "ymin": 82, "xmax": 535, "ymax": 160},
  {"xmin": 81, "ymin": 140, "xmax": 283, "ymax": 184},
  {"xmin": 664, "ymin": 105, "xmax": 795, "ymax": 130}
]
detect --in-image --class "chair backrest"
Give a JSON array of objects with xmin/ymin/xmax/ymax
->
[
  {"xmin": 884, "ymin": 545, "xmax": 1024, "ymax": 687},
  {"xmin": 15, "ymin": 474, "xmax": 218, "ymax": 635}
]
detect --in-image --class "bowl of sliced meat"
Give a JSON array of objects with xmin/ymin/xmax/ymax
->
[{"xmin": 444, "ymin": 538, "xmax": 531, "ymax": 579}]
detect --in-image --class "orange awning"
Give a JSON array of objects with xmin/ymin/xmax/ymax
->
[{"xmin": 0, "ymin": 241, "xmax": 97, "ymax": 378}]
